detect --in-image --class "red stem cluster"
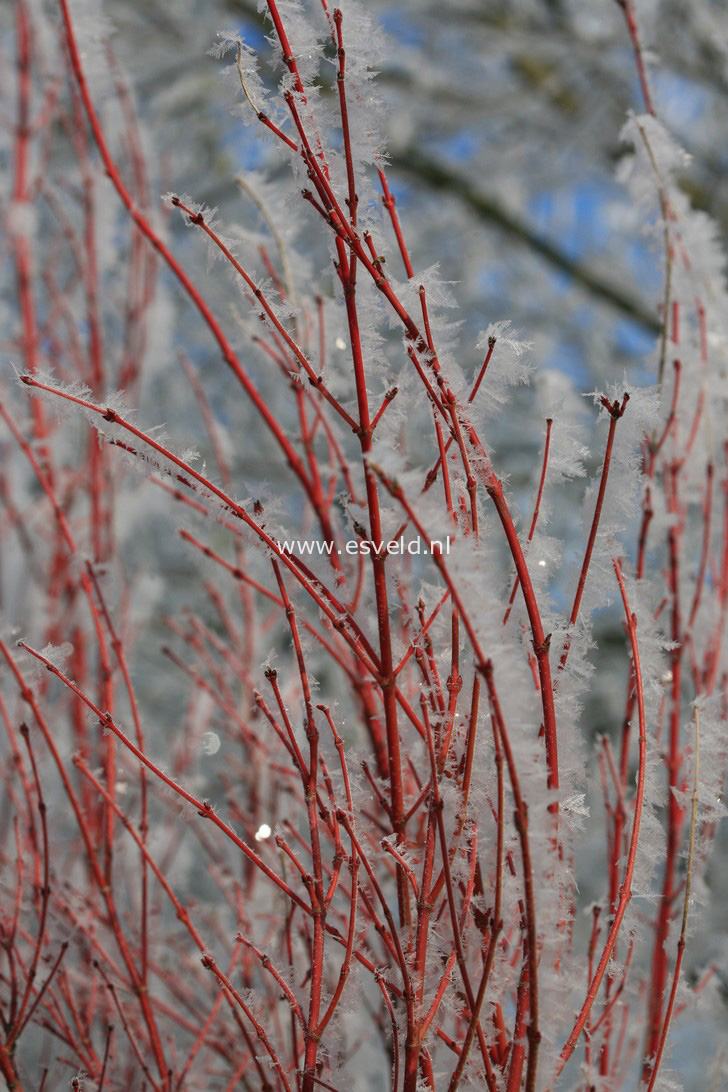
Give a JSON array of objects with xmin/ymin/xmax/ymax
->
[{"xmin": 0, "ymin": 1, "xmax": 723, "ymax": 1089}]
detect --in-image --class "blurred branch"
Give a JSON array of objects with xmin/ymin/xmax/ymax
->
[{"xmin": 390, "ymin": 147, "xmax": 661, "ymax": 335}]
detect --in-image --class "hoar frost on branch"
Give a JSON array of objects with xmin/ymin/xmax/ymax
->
[{"xmin": 1, "ymin": 0, "xmax": 727, "ymax": 1090}]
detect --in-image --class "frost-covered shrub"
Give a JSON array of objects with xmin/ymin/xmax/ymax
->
[{"xmin": 1, "ymin": 1, "xmax": 727, "ymax": 1090}]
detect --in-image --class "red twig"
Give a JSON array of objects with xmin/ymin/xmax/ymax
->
[{"xmin": 555, "ymin": 558, "xmax": 647, "ymax": 1078}]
